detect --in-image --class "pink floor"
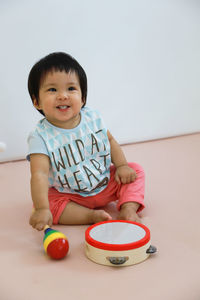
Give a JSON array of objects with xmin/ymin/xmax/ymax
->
[{"xmin": 0, "ymin": 133, "xmax": 200, "ymax": 300}]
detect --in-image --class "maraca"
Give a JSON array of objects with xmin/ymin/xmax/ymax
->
[{"xmin": 43, "ymin": 226, "xmax": 69, "ymax": 259}]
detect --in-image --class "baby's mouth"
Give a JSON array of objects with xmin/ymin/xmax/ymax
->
[{"xmin": 56, "ymin": 105, "xmax": 70, "ymax": 110}]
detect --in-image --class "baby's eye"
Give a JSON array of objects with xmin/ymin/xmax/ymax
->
[
  {"xmin": 68, "ymin": 86, "xmax": 75, "ymax": 91},
  {"xmin": 48, "ymin": 88, "xmax": 56, "ymax": 92}
]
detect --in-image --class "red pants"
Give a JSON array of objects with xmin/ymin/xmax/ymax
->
[{"xmin": 48, "ymin": 163, "xmax": 145, "ymax": 224}]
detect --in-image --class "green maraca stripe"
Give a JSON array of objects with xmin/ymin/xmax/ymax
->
[{"xmin": 43, "ymin": 229, "xmax": 58, "ymax": 242}]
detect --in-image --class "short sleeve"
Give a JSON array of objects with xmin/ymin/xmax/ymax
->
[{"xmin": 26, "ymin": 131, "xmax": 49, "ymax": 161}]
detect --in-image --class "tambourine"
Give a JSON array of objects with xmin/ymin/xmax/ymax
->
[{"xmin": 85, "ymin": 220, "xmax": 157, "ymax": 266}]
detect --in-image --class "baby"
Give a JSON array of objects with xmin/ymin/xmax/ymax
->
[{"xmin": 27, "ymin": 52, "xmax": 145, "ymax": 231}]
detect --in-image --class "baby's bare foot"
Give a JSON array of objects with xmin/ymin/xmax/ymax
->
[
  {"xmin": 118, "ymin": 202, "xmax": 141, "ymax": 223},
  {"xmin": 92, "ymin": 209, "xmax": 112, "ymax": 223}
]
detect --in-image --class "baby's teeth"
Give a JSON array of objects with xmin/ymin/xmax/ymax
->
[{"xmin": 59, "ymin": 106, "xmax": 67, "ymax": 109}]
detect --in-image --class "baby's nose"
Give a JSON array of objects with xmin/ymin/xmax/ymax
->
[{"xmin": 57, "ymin": 91, "xmax": 68, "ymax": 99}]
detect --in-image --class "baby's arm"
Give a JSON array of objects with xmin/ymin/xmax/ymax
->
[
  {"xmin": 107, "ymin": 130, "xmax": 137, "ymax": 184},
  {"xmin": 29, "ymin": 154, "xmax": 53, "ymax": 231}
]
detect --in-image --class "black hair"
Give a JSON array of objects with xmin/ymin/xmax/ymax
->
[{"xmin": 28, "ymin": 52, "xmax": 87, "ymax": 116}]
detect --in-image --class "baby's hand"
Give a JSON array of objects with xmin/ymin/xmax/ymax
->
[
  {"xmin": 29, "ymin": 208, "xmax": 53, "ymax": 231},
  {"xmin": 115, "ymin": 165, "xmax": 137, "ymax": 184}
]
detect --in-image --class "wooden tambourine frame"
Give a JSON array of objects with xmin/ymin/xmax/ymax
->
[{"xmin": 85, "ymin": 220, "xmax": 156, "ymax": 266}]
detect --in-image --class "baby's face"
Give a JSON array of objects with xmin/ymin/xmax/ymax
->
[{"xmin": 34, "ymin": 70, "xmax": 84, "ymax": 129}]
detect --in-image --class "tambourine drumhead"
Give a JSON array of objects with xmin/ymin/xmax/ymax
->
[
  {"xmin": 85, "ymin": 220, "xmax": 150, "ymax": 251},
  {"xmin": 85, "ymin": 220, "xmax": 152, "ymax": 266}
]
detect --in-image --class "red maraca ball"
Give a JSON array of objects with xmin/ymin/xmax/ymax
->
[
  {"xmin": 43, "ymin": 228, "xmax": 69, "ymax": 260},
  {"xmin": 47, "ymin": 238, "xmax": 69, "ymax": 260}
]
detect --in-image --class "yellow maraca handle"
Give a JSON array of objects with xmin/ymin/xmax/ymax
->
[{"xmin": 44, "ymin": 225, "xmax": 50, "ymax": 231}]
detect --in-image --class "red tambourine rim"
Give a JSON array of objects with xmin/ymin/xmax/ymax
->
[{"xmin": 85, "ymin": 220, "xmax": 150, "ymax": 251}]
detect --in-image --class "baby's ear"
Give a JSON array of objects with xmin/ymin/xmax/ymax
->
[
  {"xmin": 33, "ymin": 97, "xmax": 41, "ymax": 109},
  {"xmin": 81, "ymin": 97, "xmax": 86, "ymax": 107}
]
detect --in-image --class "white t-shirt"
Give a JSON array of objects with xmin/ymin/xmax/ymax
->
[{"xmin": 27, "ymin": 107, "xmax": 111, "ymax": 197}]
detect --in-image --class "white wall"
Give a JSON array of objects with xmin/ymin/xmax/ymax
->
[{"xmin": 0, "ymin": 0, "xmax": 200, "ymax": 162}]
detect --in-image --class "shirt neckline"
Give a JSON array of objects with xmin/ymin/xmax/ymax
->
[{"xmin": 42, "ymin": 109, "xmax": 84, "ymax": 133}]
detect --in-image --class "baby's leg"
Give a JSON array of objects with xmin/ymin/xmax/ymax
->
[
  {"xmin": 58, "ymin": 201, "xmax": 112, "ymax": 225},
  {"xmin": 117, "ymin": 162, "xmax": 145, "ymax": 223}
]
